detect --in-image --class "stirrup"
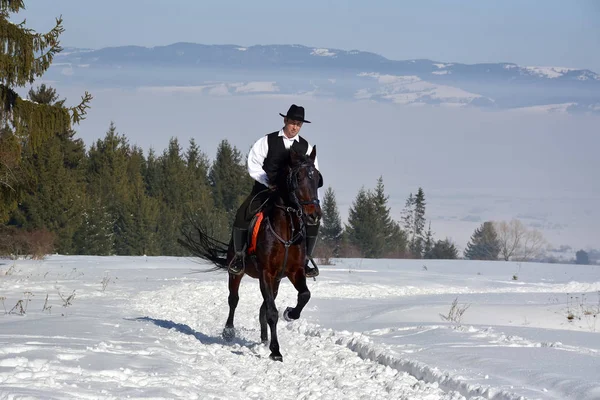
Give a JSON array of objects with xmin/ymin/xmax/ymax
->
[
  {"xmin": 228, "ymin": 252, "xmax": 245, "ymax": 275},
  {"xmin": 304, "ymin": 256, "xmax": 319, "ymax": 278}
]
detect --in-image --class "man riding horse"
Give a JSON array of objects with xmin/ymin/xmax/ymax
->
[{"xmin": 229, "ymin": 104, "xmax": 323, "ymax": 278}]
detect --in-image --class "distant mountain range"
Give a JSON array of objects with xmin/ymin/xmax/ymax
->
[{"xmin": 50, "ymin": 43, "xmax": 600, "ymax": 114}]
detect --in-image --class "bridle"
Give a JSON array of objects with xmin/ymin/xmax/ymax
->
[{"xmin": 285, "ymin": 161, "xmax": 320, "ymax": 213}]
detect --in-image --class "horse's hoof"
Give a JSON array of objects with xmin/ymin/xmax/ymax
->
[
  {"xmin": 270, "ymin": 354, "xmax": 283, "ymax": 362},
  {"xmin": 283, "ymin": 307, "xmax": 295, "ymax": 322},
  {"xmin": 222, "ymin": 327, "xmax": 235, "ymax": 342}
]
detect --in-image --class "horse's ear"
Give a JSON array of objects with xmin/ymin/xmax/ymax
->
[{"xmin": 309, "ymin": 145, "xmax": 316, "ymax": 161}]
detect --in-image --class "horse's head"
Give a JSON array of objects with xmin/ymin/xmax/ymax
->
[{"xmin": 272, "ymin": 147, "xmax": 323, "ymax": 226}]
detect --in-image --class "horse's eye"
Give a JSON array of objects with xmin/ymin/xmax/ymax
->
[{"xmin": 308, "ymin": 169, "xmax": 313, "ymax": 179}]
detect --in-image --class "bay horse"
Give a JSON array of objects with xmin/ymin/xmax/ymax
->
[{"xmin": 179, "ymin": 146, "xmax": 322, "ymax": 362}]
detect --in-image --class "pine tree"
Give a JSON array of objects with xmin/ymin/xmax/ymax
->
[
  {"xmin": 371, "ymin": 176, "xmax": 391, "ymax": 256},
  {"xmin": 184, "ymin": 138, "xmax": 211, "ymax": 206},
  {"xmin": 345, "ymin": 187, "xmax": 378, "ymax": 258},
  {"xmin": 0, "ymin": 1, "xmax": 91, "ymax": 221},
  {"xmin": 160, "ymin": 137, "xmax": 187, "ymax": 208},
  {"xmin": 426, "ymin": 239, "xmax": 459, "ymax": 259},
  {"xmin": 73, "ymin": 198, "xmax": 114, "ymax": 255},
  {"xmin": 144, "ymin": 147, "xmax": 162, "ymax": 199},
  {"xmin": 181, "ymin": 138, "xmax": 228, "ymax": 246},
  {"xmin": 141, "ymin": 146, "xmax": 166, "ymax": 254},
  {"xmin": 8, "ymin": 85, "xmax": 87, "ymax": 253},
  {"xmin": 83, "ymin": 122, "xmax": 130, "ymax": 254},
  {"xmin": 0, "ymin": 126, "xmax": 21, "ymax": 221},
  {"xmin": 387, "ymin": 220, "xmax": 408, "ymax": 258},
  {"xmin": 320, "ymin": 186, "xmax": 343, "ymax": 257},
  {"xmin": 575, "ymin": 250, "xmax": 589, "ymax": 265},
  {"xmin": 371, "ymin": 176, "xmax": 407, "ymax": 257},
  {"xmin": 423, "ymin": 222, "xmax": 434, "ymax": 258},
  {"xmin": 401, "ymin": 193, "xmax": 415, "ymax": 235},
  {"xmin": 118, "ymin": 146, "xmax": 160, "ymax": 255},
  {"xmin": 410, "ymin": 187, "xmax": 426, "ymax": 258},
  {"xmin": 156, "ymin": 137, "xmax": 187, "ymax": 255},
  {"xmin": 209, "ymin": 140, "xmax": 252, "ymax": 233},
  {"xmin": 345, "ymin": 178, "xmax": 408, "ymax": 258},
  {"xmin": 464, "ymin": 221, "xmax": 500, "ymax": 260}
]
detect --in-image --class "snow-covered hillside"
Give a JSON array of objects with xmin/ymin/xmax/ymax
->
[{"xmin": 49, "ymin": 43, "xmax": 600, "ymax": 115}]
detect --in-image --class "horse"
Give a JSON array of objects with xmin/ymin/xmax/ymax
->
[{"xmin": 179, "ymin": 146, "xmax": 322, "ymax": 362}]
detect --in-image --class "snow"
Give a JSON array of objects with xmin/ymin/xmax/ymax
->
[
  {"xmin": 357, "ymin": 73, "xmax": 484, "ymax": 106},
  {"xmin": 137, "ymin": 82, "xmax": 279, "ymax": 95},
  {"xmin": 574, "ymin": 71, "xmax": 600, "ymax": 81},
  {"xmin": 233, "ymin": 81, "xmax": 279, "ymax": 93},
  {"xmin": 207, "ymin": 84, "xmax": 230, "ymax": 96},
  {"xmin": 311, "ymin": 48, "xmax": 337, "ymax": 57},
  {"xmin": 55, "ymin": 49, "xmax": 95, "ymax": 57},
  {"xmin": 1, "ymin": 256, "xmax": 599, "ymax": 400},
  {"xmin": 523, "ymin": 67, "xmax": 578, "ymax": 79},
  {"xmin": 511, "ymin": 103, "xmax": 577, "ymax": 114},
  {"xmin": 137, "ymin": 85, "xmax": 211, "ymax": 93},
  {"xmin": 236, "ymin": 47, "xmax": 247, "ymax": 51}
]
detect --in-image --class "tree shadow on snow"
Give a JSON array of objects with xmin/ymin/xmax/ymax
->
[{"xmin": 129, "ymin": 316, "xmax": 260, "ymax": 350}]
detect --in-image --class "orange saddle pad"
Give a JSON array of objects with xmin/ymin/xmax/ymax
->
[{"xmin": 247, "ymin": 211, "xmax": 265, "ymax": 254}]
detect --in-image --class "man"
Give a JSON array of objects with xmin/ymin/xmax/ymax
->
[{"xmin": 229, "ymin": 104, "xmax": 322, "ymax": 277}]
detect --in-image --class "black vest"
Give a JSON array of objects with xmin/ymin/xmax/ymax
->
[{"xmin": 262, "ymin": 131, "xmax": 309, "ymax": 182}]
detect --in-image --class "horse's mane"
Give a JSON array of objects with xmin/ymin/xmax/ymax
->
[{"xmin": 270, "ymin": 150, "xmax": 313, "ymax": 188}]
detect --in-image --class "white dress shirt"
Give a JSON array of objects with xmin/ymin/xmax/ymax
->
[{"xmin": 247, "ymin": 129, "xmax": 321, "ymax": 198}]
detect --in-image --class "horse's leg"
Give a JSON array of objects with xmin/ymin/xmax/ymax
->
[
  {"xmin": 253, "ymin": 257, "xmax": 268, "ymax": 344},
  {"xmin": 259, "ymin": 300, "xmax": 268, "ymax": 344},
  {"xmin": 284, "ymin": 270, "xmax": 311, "ymax": 321},
  {"xmin": 260, "ymin": 274, "xmax": 283, "ymax": 361},
  {"xmin": 222, "ymin": 272, "xmax": 243, "ymax": 341}
]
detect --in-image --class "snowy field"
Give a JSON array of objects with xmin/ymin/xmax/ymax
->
[{"xmin": 0, "ymin": 255, "xmax": 599, "ymax": 400}]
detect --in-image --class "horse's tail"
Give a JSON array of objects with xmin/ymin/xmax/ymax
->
[{"xmin": 178, "ymin": 217, "xmax": 230, "ymax": 272}]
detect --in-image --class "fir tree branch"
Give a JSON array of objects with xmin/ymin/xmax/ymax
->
[
  {"xmin": 31, "ymin": 16, "xmax": 64, "ymax": 78},
  {"xmin": 0, "ymin": 159, "xmax": 16, "ymax": 191},
  {"xmin": 1, "ymin": 84, "xmax": 92, "ymax": 150},
  {"xmin": 1, "ymin": 84, "xmax": 70, "ymax": 149},
  {"xmin": 69, "ymin": 91, "xmax": 92, "ymax": 124},
  {"xmin": 0, "ymin": 14, "xmax": 64, "ymax": 86},
  {"xmin": 0, "ymin": 0, "xmax": 25, "ymax": 15}
]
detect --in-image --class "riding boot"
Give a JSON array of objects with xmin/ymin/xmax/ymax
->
[
  {"xmin": 228, "ymin": 227, "xmax": 248, "ymax": 275},
  {"xmin": 304, "ymin": 235, "xmax": 319, "ymax": 278}
]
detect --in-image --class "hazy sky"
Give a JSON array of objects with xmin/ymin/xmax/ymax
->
[
  {"xmin": 17, "ymin": 0, "xmax": 600, "ymax": 72},
  {"xmin": 54, "ymin": 85, "xmax": 600, "ymax": 250},
  {"xmin": 11, "ymin": 1, "xmax": 600, "ymax": 251}
]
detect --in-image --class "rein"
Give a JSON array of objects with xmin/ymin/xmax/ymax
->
[{"xmin": 266, "ymin": 204, "xmax": 305, "ymax": 281}]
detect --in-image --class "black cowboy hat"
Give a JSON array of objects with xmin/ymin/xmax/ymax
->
[{"xmin": 279, "ymin": 104, "xmax": 311, "ymax": 123}]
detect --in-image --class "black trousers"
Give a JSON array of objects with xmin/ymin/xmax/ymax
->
[
  {"xmin": 233, "ymin": 181, "xmax": 320, "ymax": 237},
  {"xmin": 306, "ymin": 222, "xmax": 319, "ymax": 237}
]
